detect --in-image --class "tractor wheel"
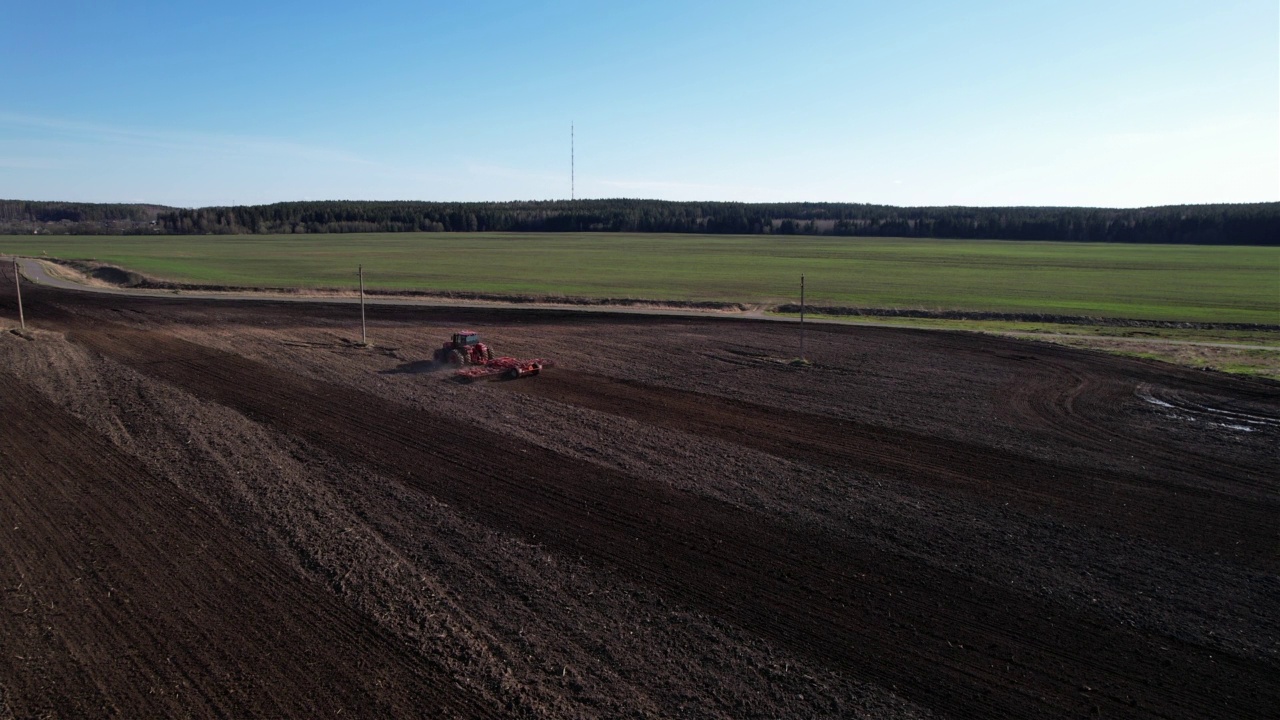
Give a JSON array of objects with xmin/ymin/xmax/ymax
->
[
  {"xmin": 448, "ymin": 349, "xmax": 464, "ymax": 365},
  {"xmin": 484, "ymin": 347, "xmax": 494, "ymax": 361}
]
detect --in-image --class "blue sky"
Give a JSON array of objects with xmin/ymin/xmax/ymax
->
[{"xmin": 1, "ymin": 0, "xmax": 1275, "ymax": 207}]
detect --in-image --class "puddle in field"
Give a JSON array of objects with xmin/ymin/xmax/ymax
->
[
  {"xmin": 1135, "ymin": 384, "xmax": 1280, "ymax": 433},
  {"xmin": 1136, "ymin": 390, "xmax": 1175, "ymax": 410}
]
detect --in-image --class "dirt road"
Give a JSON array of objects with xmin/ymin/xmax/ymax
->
[
  {"xmin": 1, "ymin": 267, "xmax": 1276, "ymax": 718},
  {"xmin": 16, "ymin": 255, "xmax": 1279, "ymax": 352}
]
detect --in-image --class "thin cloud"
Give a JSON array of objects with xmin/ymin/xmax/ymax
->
[
  {"xmin": 0, "ymin": 156, "xmax": 62, "ymax": 170},
  {"xmin": 465, "ymin": 162, "xmax": 562, "ymax": 183},
  {"xmin": 0, "ymin": 111, "xmax": 379, "ymax": 167},
  {"xmin": 1101, "ymin": 115, "xmax": 1259, "ymax": 149},
  {"xmin": 593, "ymin": 177, "xmax": 771, "ymax": 199}
]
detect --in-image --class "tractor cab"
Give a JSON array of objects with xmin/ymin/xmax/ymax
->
[{"xmin": 434, "ymin": 330, "xmax": 491, "ymax": 365}]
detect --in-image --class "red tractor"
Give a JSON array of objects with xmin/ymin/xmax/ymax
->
[{"xmin": 433, "ymin": 330, "xmax": 493, "ymax": 365}]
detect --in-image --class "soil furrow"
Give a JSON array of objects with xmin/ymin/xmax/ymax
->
[
  {"xmin": 0, "ymin": 370, "xmax": 495, "ymax": 718},
  {"xmin": 503, "ymin": 371, "xmax": 1278, "ymax": 570},
  {"xmin": 56, "ymin": 318, "xmax": 1280, "ymax": 720}
]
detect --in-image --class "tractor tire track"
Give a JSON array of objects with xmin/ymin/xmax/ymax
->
[{"xmin": 998, "ymin": 353, "xmax": 1279, "ymax": 497}]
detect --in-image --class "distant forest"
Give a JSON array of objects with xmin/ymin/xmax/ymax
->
[{"xmin": 3, "ymin": 199, "xmax": 1277, "ymax": 245}]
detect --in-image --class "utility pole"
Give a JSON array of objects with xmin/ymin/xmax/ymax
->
[
  {"xmin": 571, "ymin": 122, "xmax": 575, "ymax": 201},
  {"xmin": 358, "ymin": 264, "xmax": 367, "ymax": 346},
  {"xmin": 13, "ymin": 258, "xmax": 25, "ymax": 331},
  {"xmin": 799, "ymin": 274, "xmax": 805, "ymax": 360}
]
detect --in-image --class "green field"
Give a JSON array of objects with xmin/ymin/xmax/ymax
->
[{"xmin": 2, "ymin": 233, "xmax": 1277, "ymax": 324}]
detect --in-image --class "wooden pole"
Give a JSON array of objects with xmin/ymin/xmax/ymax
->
[
  {"xmin": 799, "ymin": 274, "xmax": 805, "ymax": 359},
  {"xmin": 13, "ymin": 259, "xmax": 25, "ymax": 331},
  {"xmin": 358, "ymin": 265, "xmax": 367, "ymax": 346}
]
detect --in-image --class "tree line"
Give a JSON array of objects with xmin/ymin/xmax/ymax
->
[
  {"xmin": 4, "ymin": 198, "xmax": 1277, "ymax": 244},
  {"xmin": 0, "ymin": 200, "xmax": 171, "ymax": 235}
]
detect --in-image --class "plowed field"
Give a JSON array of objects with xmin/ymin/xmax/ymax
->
[{"xmin": 1, "ymin": 265, "xmax": 1277, "ymax": 719}]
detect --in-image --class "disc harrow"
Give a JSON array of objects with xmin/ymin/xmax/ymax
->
[{"xmin": 455, "ymin": 357, "xmax": 552, "ymax": 382}]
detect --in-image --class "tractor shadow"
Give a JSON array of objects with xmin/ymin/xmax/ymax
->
[{"xmin": 379, "ymin": 360, "xmax": 445, "ymax": 375}]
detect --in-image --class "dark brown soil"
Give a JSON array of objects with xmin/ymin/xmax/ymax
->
[
  {"xmin": 0, "ymin": 266, "xmax": 1276, "ymax": 719},
  {"xmin": 776, "ymin": 303, "xmax": 1280, "ymax": 331}
]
